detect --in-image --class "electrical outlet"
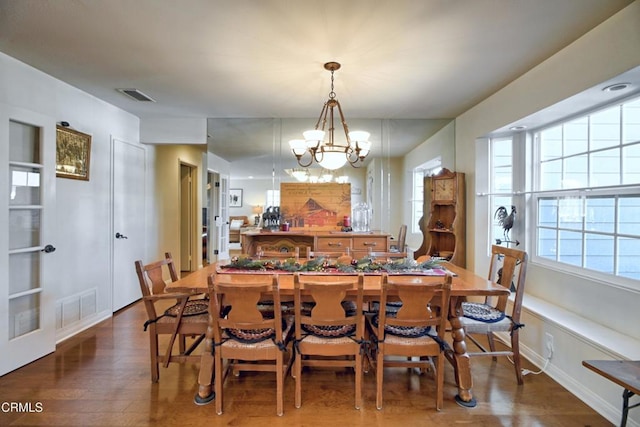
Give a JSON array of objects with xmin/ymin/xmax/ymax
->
[{"xmin": 544, "ymin": 332, "xmax": 554, "ymax": 359}]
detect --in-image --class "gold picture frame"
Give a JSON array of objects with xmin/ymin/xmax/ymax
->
[{"xmin": 56, "ymin": 125, "xmax": 92, "ymax": 181}]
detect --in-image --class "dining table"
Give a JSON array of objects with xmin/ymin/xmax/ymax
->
[{"xmin": 166, "ymin": 259, "xmax": 509, "ymax": 408}]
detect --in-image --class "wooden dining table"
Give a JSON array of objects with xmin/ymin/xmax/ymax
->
[{"xmin": 167, "ymin": 260, "xmax": 509, "ymax": 408}]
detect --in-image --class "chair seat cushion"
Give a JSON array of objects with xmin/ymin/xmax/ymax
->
[
  {"xmin": 369, "ymin": 314, "xmax": 432, "ymax": 338},
  {"xmin": 301, "ymin": 322, "xmax": 356, "ymax": 338},
  {"xmin": 224, "ymin": 317, "xmax": 292, "ymax": 344},
  {"xmin": 461, "ymin": 302, "xmax": 505, "ymax": 323},
  {"xmin": 164, "ymin": 299, "xmax": 209, "ymax": 317}
]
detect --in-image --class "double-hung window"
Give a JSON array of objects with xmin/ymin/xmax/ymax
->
[{"xmin": 533, "ymin": 97, "xmax": 640, "ymax": 282}]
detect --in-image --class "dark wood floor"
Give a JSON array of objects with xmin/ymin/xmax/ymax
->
[{"xmin": 0, "ymin": 300, "xmax": 611, "ymax": 426}]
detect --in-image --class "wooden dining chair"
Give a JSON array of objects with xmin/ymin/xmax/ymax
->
[
  {"xmin": 292, "ymin": 273, "xmax": 366, "ymax": 409},
  {"xmin": 390, "ymin": 224, "xmax": 407, "ymax": 253},
  {"xmin": 208, "ymin": 272, "xmax": 293, "ymax": 416},
  {"xmin": 134, "ymin": 252, "xmax": 208, "ymax": 382},
  {"xmin": 367, "ymin": 273, "xmax": 452, "ymax": 410},
  {"xmin": 459, "ymin": 245, "xmax": 528, "ymax": 384}
]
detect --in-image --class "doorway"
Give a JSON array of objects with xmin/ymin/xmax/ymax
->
[{"xmin": 180, "ymin": 162, "xmax": 197, "ymax": 273}]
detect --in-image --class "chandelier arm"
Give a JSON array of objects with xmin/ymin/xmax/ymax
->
[
  {"xmin": 295, "ymin": 152, "xmax": 314, "ymax": 168},
  {"xmin": 335, "ymin": 100, "xmax": 351, "ymax": 147},
  {"xmin": 314, "ymin": 101, "xmax": 329, "ymax": 131}
]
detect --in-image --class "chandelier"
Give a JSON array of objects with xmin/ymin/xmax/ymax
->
[{"xmin": 289, "ymin": 62, "xmax": 371, "ymax": 170}]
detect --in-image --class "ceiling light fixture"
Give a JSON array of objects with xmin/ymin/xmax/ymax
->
[
  {"xmin": 602, "ymin": 83, "xmax": 630, "ymax": 92},
  {"xmin": 289, "ymin": 62, "xmax": 371, "ymax": 170}
]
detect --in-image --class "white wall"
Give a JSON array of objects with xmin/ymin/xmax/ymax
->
[
  {"xmin": 0, "ymin": 52, "xmax": 153, "ymax": 341},
  {"xmin": 402, "ymin": 121, "xmax": 456, "ymax": 250},
  {"xmin": 451, "ymin": 2, "xmax": 640, "ymax": 425}
]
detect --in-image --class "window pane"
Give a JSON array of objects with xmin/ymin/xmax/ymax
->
[
  {"xmin": 585, "ymin": 233, "xmax": 614, "ymax": 273},
  {"xmin": 540, "ymin": 126, "xmax": 562, "ymax": 161},
  {"xmin": 619, "ymin": 197, "xmax": 640, "ymax": 236},
  {"xmin": 493, "ymin": 197, "xmax": 513, "ymax": 243},
  {"xmin": 558, "ymin": 197, "xmax": 583, "ymax": 230},
  {"xmin": 564, "ymin": 117, "xmax": 588, "ymax": 156},
  {"xmin": 9, "ymin": 120, "xmax": 41, "ymax": 164},
  {"xmin": 591, "ymin": 106, "xmax": 620, "ymax": 150},
  {"xmin": 537, "ymin": 227, "xmax": 557, "ymax": 260},
  {"xmin": 558, "ymin": 230, "xmax": 582, "ymax": 266},
  {"xmin": 9, "ymin": 293, "xmax": 40, "ymax": 339},
  {"xmin": 9, "ymin": 209, "xmax": 41, "ymax": 250},
  {"xmin": 10, "ymin": 166, "xmax": 41, "ymax": 206},
  {"xmin": 493, "ymin": 138, "xmax": 512, "ymax": 167},
  {"xmin": 623, "ymin": 98, "xmax": 640, "ymax": 144},
  {"xmin": 538, "ymin": 198, "xmax": 557, "ymax": 227},
  {"xmin": 585, "ymin": 197, "xmax": 615, "ymax": 233},
  {"xmin": 493, "ymin": 166, "xmax": 512, "ymax": 192},
  {"xmin": 540, "ymin": 159, "xmax": 562, "ymax": 191},
  {"xmin": 618, "ymin": 237, "xmax": 640, "ymax": 280},
  {"xmin": 563, "ymin": 155, "xmax": 588, "ymax": 188},
  {"xmin": 590, "ymin": 148, "xmax": 620, "ymax": 187},
  {"xmin": 623, "ymin": 143, "xmax": 640, "ymax": 185}
]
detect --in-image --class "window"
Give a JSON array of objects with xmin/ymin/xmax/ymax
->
[
  {"xmin": 532, "ymin": 97, "xmax": 640, "ymax": 282},
  {"xmin": 411, "ymin": 158, "xmax": 441, "ymax": 233},
  {"xmin": 490, "ymin": 137, "xmax": 514, "ymax": 245},
  {"xmin": 265, "ymin": 189, "xmax": 280, "ymax": 208}
]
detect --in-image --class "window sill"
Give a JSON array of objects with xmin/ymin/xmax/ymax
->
[{"xmin": 523, "ymin": 295, "xmax": 640, "ymax": 360}]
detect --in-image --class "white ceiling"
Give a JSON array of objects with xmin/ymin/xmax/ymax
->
[{"xmin": 0, "ymin": 0, "xmax": 636, "ymax": 177}]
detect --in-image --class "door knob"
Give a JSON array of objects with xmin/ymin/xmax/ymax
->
[
  {"xmin": 115, "ymin": 232, "xmax": 128, "ymax": 239},
  {"xmin": 41, "ymin": 244, "xmax": 56, "ymax": 253}
]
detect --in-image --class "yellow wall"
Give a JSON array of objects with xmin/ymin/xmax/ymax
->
[{"xmin": 154, "ymin": 144, "xmax": 207, "ymax": 271}]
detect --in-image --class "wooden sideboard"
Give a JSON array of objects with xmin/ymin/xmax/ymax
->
[{"xmin": 241, "ymin": 231, "xmax": 391, "ymax": 259}]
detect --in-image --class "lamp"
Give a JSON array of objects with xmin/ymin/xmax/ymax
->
[
  {"xmin": 289, "ymin": 62, "xmax": 371, "ymax": 170},
  {"xmin": 252, "ymin": 205, "xmax": 262, "ymax": 225}
]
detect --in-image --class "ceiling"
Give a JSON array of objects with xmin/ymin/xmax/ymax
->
[{"xmin": 0, "ymin": 0, "xmax": 635, "ymax": 178}]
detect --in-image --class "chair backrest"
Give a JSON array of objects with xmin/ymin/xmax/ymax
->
[
  {"xmin": 396, "ymin": 224, "xmax": 407, "ymax": 252},
  {"xmin": 377, "ymin": 273, "xmax": 452, "ymax": 341},
  {"xmin": 134, "ymin": 252, "xmax": 179, "ymax": 319},
  {"xmin": 293, "ymin": 273, "xmax": 365, "ymax": 340},
  {"xmin": 208, "ymin": 273, "xmax": 283, "ymax": 344},
  {"xmin": 487, "ymin": 245, "xmax": 528, "ymax": 322}
]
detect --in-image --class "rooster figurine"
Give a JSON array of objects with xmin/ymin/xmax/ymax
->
[{"xmin": 494, "ymin": 205, "xmax": 517, "ymax": 245}]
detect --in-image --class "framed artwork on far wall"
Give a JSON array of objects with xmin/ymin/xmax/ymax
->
[
  {"xmin": 229, "ymin": 188, "xmax": 243, "ymax": 207},
  {"xmin": 55, "ymin": 125, "xmax": 92, "ymax": 181}
]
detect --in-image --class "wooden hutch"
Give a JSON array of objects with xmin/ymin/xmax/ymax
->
[{"xmin": 414, "ymin": 168, "xmax": 466, "ymax": 267}]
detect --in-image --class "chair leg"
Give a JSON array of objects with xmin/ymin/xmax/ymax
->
[
  {"xmin": 277, "ymin": 353, "xmax": 284, "ymax": 416},
  {"xmin": 150, "ymin": 331, "xmax": 160, "ymax": 382},
  {"xmin": 435, "ymin": 354, "xmax": 444, "ymax": 410},
  {"xmin": 215, "ymin": 353, "xmax": 223, "ymax": 415},
  {"xmin": 294, "ymin": 350, "xmax": 302, "ymax": 408},
  {"xmin": 487, "ymin": 332, "xmax": 498, "ymax": 361},
  {"xmin": 511, "ymin": 330, "xmax": 524, "ymax": 385},
  {"xmin": 355, "ymin": 352, "xmax": 362, "ymax": 410},
  {"xmin": 376, "ymin": 345, "xmax": 384, "ymax": 410},
  {"xmin": 179, "ymin": 334, "xmax": 186, "ymax": 354}
]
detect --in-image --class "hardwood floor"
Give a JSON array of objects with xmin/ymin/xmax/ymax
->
[{"xmin": 0, "ymin": 301, "xmax": 611, "ymax": 426}]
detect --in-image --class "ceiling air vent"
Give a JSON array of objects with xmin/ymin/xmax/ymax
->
[{"xmin": 116, "ymin": 88, "xmax": 156, "ymax": 102}]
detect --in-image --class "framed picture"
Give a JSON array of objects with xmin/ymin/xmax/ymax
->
[
  {"xmin": 229, "ymin": 188, "xmax": 243, "ymax": 207},
  {"xmin": 56, "ymin": 126, "xmax": 92, "ymax": 181}
]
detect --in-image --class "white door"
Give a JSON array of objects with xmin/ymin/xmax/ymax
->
[
  {"xmin": 0, "ymin": 109, "xmax": 56, "ymax": 376},
  {"xmin": 215, "ymin": 174, "xmax": 230, "ymax": 260},
  {"xmin": 112, "ymin": 139, "xmax": 145, "ymax": 312}
]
